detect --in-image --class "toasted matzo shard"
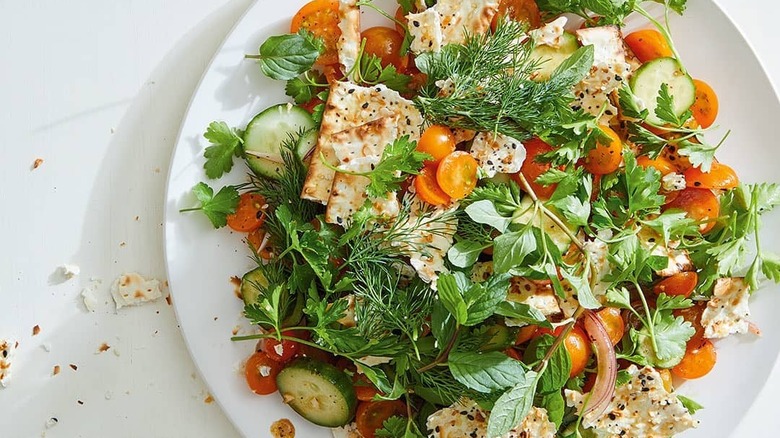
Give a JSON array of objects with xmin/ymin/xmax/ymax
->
[{"xmin": 301, "ymin": 82, "xmax": 423, "ymax": 204}]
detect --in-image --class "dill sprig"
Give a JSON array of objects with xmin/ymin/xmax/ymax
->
[{"xmin": 413, "ymin": 19, "xmax": 594, "ymax": 140}]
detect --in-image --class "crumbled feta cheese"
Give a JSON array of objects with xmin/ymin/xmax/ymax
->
[
  {"xmin": 110, "ymin": 273, "xmax": 164, "ymax": 310},
  {"xmin": 273, "ymin": 343, "xmax": 285, "ymax": 357},
  {"xmin": 331, "ymin": 422, "xmax": 362, "ymax": 438},
  {"xmin": 638, "ymin": 228, "xmax": 692, "ymax": 277},
  {"xmin": 701, "ymin": 277, "xmax": 751, "ymax": 339},
  {"xmin": 59, "ymin": 264, "xmax": 80, "ymax": 279},
  {"xmin": 335, "ymin": 295, "xmax": 357, "ymax": 328},
  {"xmin": 508, "ymin": 277, "xmax": 561, "ymax": 316},
  {"xmin": 530, "ymin": 17, "xmax": 568, "ymax": 48},
  {"xmin": 337, "ymin": 0, "xmax": 360, "ymax": 80},
  {"xmin": 80, "ymin": 277, "xmax": 102, "ymax": 312},
  {"xmin": 573, "ymin": 26, "xmax": 634, "ymax": 124},
  {"xmin": 407, "ymin": 0, "xmax": 499, "ymax": 54},
  {"xmin": 565, "ymin": 365, "xmax": 698, "ymax": 437},
  {"xmin": 427, "ymin": 398, "xmax": 556, "ymax": 437},
  {"xmin": 662, "ymin": 172, "xmax": 687, "ymax": 192},
  {"xmin": 399, "ymin": 196, "xmax": 458, "ymax": 287},
  {"xmin": 356, "ymin": 356, "xmax": 393, "ymax": 374},
  {"xmin": 259, "ymin": 365, "xmax": 272, "ymax": 377},
  {"xmin": 0, "ymin": 339, "xmax": 17, "ymax": 388},
  {"xmin": 469, "ymin": 132, "xmax": 527, "ymax": 178}
]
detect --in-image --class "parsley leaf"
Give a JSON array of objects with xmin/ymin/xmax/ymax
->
[
  {"xmin": 527, "ymin": 334, "xmax": 571, "ymax": 394},
  {"xmin": 676, "ymin": 137, "xmax": 721, "ymax": 173},
  {"xmin": 376, "ymin": 416, "xmax": 425, "ymax": 438},
  {"xmin": 655, "ymin": 83, "xmax": 692, "ymax": 127},
  {"xmin": 180, "ymin": 182, "xmax": 240, "ymax": 228},
  {"xmin": 448, "ymin": 351, "xmax": 529, "ymax": 393},
  {"xmin": 618, "ymin": 85, "xmax": 649, "ymax": 120},
  {"xmin": 635, "ymin": 312, "xmax": 694, "ymax": 366},
  {"xmin": 365, "ymin": 136, "xmax": 430, "ymax": 198},
  {"xmin": 623, "ymin": 150, "xmax": 666, "ymax": 217},
  {"xmin": 284, "ymin": 73, "xmax": 325, "ymax": 104},
  {"xmin": 356, "ymin": 54, "xmax": 412, "ymax": 93},
  {"xmin": 252, "ymin": 29, "xmax": 324, "ymax": 81},
  {"xmin": 203, "ymin": 121, "xmax": 244, "ymax": 179}
]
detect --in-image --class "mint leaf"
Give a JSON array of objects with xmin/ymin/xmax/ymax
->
[
  {"xmin": 493, "ymin": 228, "xmax": 537, "ymax": 274},
  {"xmin": 494, "ymin": 301, "xmax": 552, "ymax": 329},
  {"xmin": 548, "ymin": 45, "xmax": 595, "ymax": 90},
  {"xmin": 448, "ymin": 351, "xmax": 528, "ymax": 393},
  {"xmin": 437, "ymin": 273, "xmax": 468, "ymax": 325},
  {"xmin": 615, "ymin": 369, "xmax": 632, "ymax": 386},
  {"xmin": 203, "ymin": 121, "xmax": 244, "ymax": 179},
  {"xmin": 540, "ymin": 390, "xmax": 565, "ymax": 427},
  {"xmin": 255, "ymin": 30, "xmax": 323, "ymax": 81},
  {"xmin": 465, "ymin": 200, "xmax": 512, "ymax": 232},
  {"xmin": 463, "ymin": 274, "xmax": 512, "ymax": 326},
  {"xmin": 447, "ymin": 240, "xmax": 489, "ymax": 268},
  {"xmin": 486, "ymin": 371, "xmax": 539, "ymax": 438},
  {"xmin": 181, "ymin": 182, "xmax": 240, "ymax": 228},
  {"xmin": 528, "ymin": 335, "xmax": 572, "ymax": 393}
]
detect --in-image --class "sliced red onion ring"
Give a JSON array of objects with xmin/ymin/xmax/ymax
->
[{"xmin": 581, "ymin": 310, "xmax": 618, "ymax": 419}]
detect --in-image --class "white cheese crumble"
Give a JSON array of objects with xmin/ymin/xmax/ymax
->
[
  {"xmin": 530, "ymin": 16, "xmax": 568, "ymax": 48},
  {"xmin": 259, "ymin": 365, "xmax": 272, "ymax": 378},
  {"xmin": 701, "ymin": 277, "xmax": 752, "ymax": 339},
  {"xmin": 508, "ymin": 277, "xmax": 561, "ymax": 317},
  {"xmin": 110, "ymin": 273, "xmax": 164, "ymax": 310},
  {"xmin": 565, "ymin": 365, "xmax": 698, "ymax": 437},
  {"xmin": 273, "ymin": 343, "xmax": 284, "ymax": 357},
  {"xmin": 427, "ymin": 398, "xmax": 556, "ymax": 437},
  {"xmin": 638, "ymin": 228, "xmax": 692, "ymax": 277},
  {"xmin": 469, "ymin": 132, "xmax": 527, "ymax": 178},
  {"xmin": 331, "ymin": 422, "xmax": 362, "ymax": 438},
  {"xmin": 59, "ymin": 264, "xmax": 80, "ymax": 279},
  {"xmin": 0, "ymin": 339, "xmax": 17, "ymax": 388},
  {"xmin": 407, "ymin": 0, "xmax": 499, "ymax": 54},
  {"xmin": 661, "ymin": 172, "xmax": 687, "ymax": 192}
]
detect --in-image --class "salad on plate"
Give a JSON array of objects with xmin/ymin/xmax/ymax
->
[{"xmin": 181, "ymin": 0, "xmax": 780, "ymax": 436}]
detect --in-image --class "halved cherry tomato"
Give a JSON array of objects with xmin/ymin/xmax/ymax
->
[
  {"xmin": 362, "ymin": 26, "xmax": 409, "ymax": 71},
  {"xmin": 414, "ymin": 165, "xmax": 451, "ymax": 206},
  {"xmin": 417, "ymin": 125, "xmax": 456, "ymax": 164},
  {"xmin": 691, "ymin": 79, "xmax": 719, "ymax": 129},
  {"xmin": 684, "ymin": 162, "xmax": 739, "ymax": 190},
  {"xmin": 353, "ymin": 372, "xmax": 382, "ymax": 402},
  {"xmin": 244, "ymin": 352, "xmax": 283, "ymax": 395},
  {"xmin": 295, "ymin": 344, "xmax": 336, "ymax": 364},
  {"xmin": 261, "ymin": 329, "xmax": 307, "ymax": 363},
  {"xmin": 624, "ymin": 29, "xmax": 673, "ymax": 63},
  {"xmin": 436, "ymin": 151, "xmax": 479, "ymax": 200},
  {"xmin": 596, "ymin": 307, "xmax": 625, "ymax": 346},
  {"xmin": 658, "ymin": 368, "xmax": 674, "ymax": 392},
  {"xmin": 663, "ymin": 187, "xmax": 720, "ymax": 234},
  {"xmin": 584, "ymin": 126, "xmax": 623, "ymax": 175},
  {"xmin": 504, "ymin": 347, "xmax": 523, "ymax": 361},
  {"xmin": 636, "ymin": 155, "xmax": 676, "ymax": 177},
  {"xmin": 515, "ymin": 325, "xmax": 539, "ymax": 345},
  {"xmin": 247, "ymin": 228, "xmax": 266, "ymax": 251},
  {"xmin": 654, "ymin": 272, "xmax": 698, "ymax": 298},
  {"xmin": 513, "ymin": 138, "xmax": 556, "ymax": 199},
  {"xmin": 291, "ymin": 0, "xmax": 341, "ymax": 66},
  {"xmin": 492, "ymin": 0, "xmax": 542, "ymax": 31},
  {"xmin": 672, "ymin": 338, "xmax": 717, "ymax": 379},
  {"xmin": 299, "ymin": 97, "xmax": 324, "ymax": 114},
  {"xmin": 227, "ymin": 193, "xmax": 266, "ymax": 232},
  {"xmin": 356, "ymin": 400, "xmax": 407, "ymax": 438},
  {"xmin": 535, "ymin": 325, "xmax": 591, "ymax": 377}
]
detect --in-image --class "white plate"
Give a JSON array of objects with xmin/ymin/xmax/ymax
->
[{"xmin": 164, "ymin": 1, "xmax": 780, "ymax": 437}]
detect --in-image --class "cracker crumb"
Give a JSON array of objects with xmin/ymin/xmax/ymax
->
[
  {"xmin": 97, "ymin": 343, "xmax": 110, "ymax": 353},
  {"xmin": 32, "ymin": 325, "xmax": 41, "ymax": 336},
  {"xmin": 45, "ymin": 417, "xmax": 58, "ymax": 429},
  {"xmin": 32, "ymin": 158, "xmax": 44, "ymax": 170},
  {"xmin": 204, "ymin": 394, "xmax": 214, "ymax": 404},
  {"xmin": 52, "ymin": 365, "xmax": 60, "ymax": 376},
  {"xmin": 270, "ymin": 419, "xmax": 295, "ymax": 438},
  {"xmin": 69, "ymin": 364, "xmax": 78, "ymax": 371}
]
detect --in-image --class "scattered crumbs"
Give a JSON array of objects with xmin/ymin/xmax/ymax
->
[
  {"xmin": 59, "ymin": 264, "xmax": 80, "ymax": 279},
  {"xmin": 97, "ymin": 343, "xmax": 111, "ymax": 353},
  {"xmin": 230, "ymin": 276, "xmax": 243, "ymax": 300},
  {"xmin": 80, "ymin": 278, "xmax": 103, "ymax": 312},
  {"xmin": 213, "ymin": 317, "xmax": 218, "ymax": 321},
  {"xmin": 52, "ymin": 365, "xmax": 60, "ymax": 376},
  {"xmin": 77, "ymin": 400, "xmax": 84, "ymax": 406},
  {"xmin": 155, "ymin": 310, "xmax": 160, "ymax": 314},
  {"xmin": 32, "ymin": 158, "xmax": 44, "ymax": 170},
  {"xmin": 165, "ymin": 295, "xmax": 172, "ymax": 306},
  {"xmin": 232, "ymin": 326, "xmax": 240, "ymax": 336},
  {"xmin": 69, "ymin": 364, "xmax": 78, "ymax": 371},
  {"xmin": 113, "ymin": 348, "xmax": 121, "ymax": 357},
  {"xmin": 105, "ymin": 391, "xmax": 113, "ymax": 400},
  {"xmin": 32, "ymin": 325, "xmax": 41, "ymax": 336},
  {"xmin": 204, "ymin": 394, "xmax": 214, "ymax": 404},
  {"xmin": 119, "ymin": 241, "xmax": 126, "ymax": 247},
  {"xmin": 134, "ymin": 215, "xmax": 139, "ymax": 221},
  {"xmin": 270, "ymin": 419, "xmax": 295, "ymax": 438},
  {"xmin": 45, "ymin": 417, "xmax": 58, "ymax": 429},
  {"xmin": 153, "ymin": 330, "xmax": 159, "ymax": 337},
  {"xmin": 154, "ymin": 167, "xmax": 161, "ymax": 174},
  {"xmin": 190, "ymin": 372, "xmax": 197, "ymax": 380},
  {"xmin": 110, "ymin": 127, "xmax": 115, "ymax": 134}
]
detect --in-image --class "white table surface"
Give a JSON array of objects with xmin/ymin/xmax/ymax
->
[{"xmin": 0, "ymin": 1, "xmax": 777, "ymax": 437}]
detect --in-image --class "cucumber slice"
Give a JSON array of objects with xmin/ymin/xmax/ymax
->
[
  {"xmin": 513, "ymin": 197, "xmax": 575, "ymax": 252},
  {"xmin": 243, "ymin": 104, "xmax": 316, "ymax": 179},
  {"xmin": 276, "ymin": 357, "xmax": 357, "ymax": 427},
  {"xmin": 530, "ymin": 32, "xmax": 579, "ymax": 82},
  {"xmin": 629, "ymin": 57, "xmax": 695, "ymax": 126}
]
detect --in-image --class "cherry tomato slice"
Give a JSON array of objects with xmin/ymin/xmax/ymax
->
[
  {"xmin": 691, "ymin": 79, "xmax": 719, "ymax": 129},
  {"xmin": 261, "ymin": 329, "xmax": 306, "ymax": 363},
  {"xmin": 353, "ymin": 372, "xmax": 381, "ymax": 402},
  {"xmin": 624, "ymin": 29, "xmax": 673, "ymax": 63},
  {"xmin": 654, "ymin": 271, "xmax": 698, "ymax": 298},
  {"xmin": 227, "ymin": 193, "xmax": 267, "ymax": 232},
  {"xmin": 436, "ymin": 151, "xmax": 479, "ymax": 200},
  {"xmin": 492, "ymin": 0, "xmax": 542, "ymax": 31},
  {"xmin": 290, "ymin": 0, "xmax": 341, "ymax": 66},
  {"xmin": 663, "ymin": 187, "xmax": 720, "ymax": 234},
  {"xmin": 672, "ymin": 338, "xmax": 717, "ymax": 379},
  {"xmin": 535, "ymin": 325, "xmax": 592, "ymax": 377},
  {"xmin": 636, "ymin": 155, "xmax": 676, "ymax": 177},
  {"xmin": 584, "ymin": 126, "xmax": 623, "ymax": 175},
  {"xmin": 245, "ymin": 352, "xmax": 283, "ymax": 395},
  {"xmin": 362, "ymin": 26, "xmax": 409, "ymax": 71},
  {"xmin": 416, "ymin": 125, "xmax": 456, "ymax": 164},
  {"xmin": 684, "ymin": 162, "xmax": 739, "ymax": 190},
  {"xmin": 513, "ymin": 138, "xmax": 557, "ymax": 199},
  {"xmin": 596, "ymin": 307, "xmax": 625, "ymax": 346},
  {"xmin": 356, "ymin": 400, "xmax": 407, "ymax": 438},
  {"xmin": 414, "ymin": 165, "xmax": 451, "ymax": 206}
]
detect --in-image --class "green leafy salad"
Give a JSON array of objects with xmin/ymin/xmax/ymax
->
[{"xmin": 181, "ymin": 0, "xmax": 780, "ymax": 436}]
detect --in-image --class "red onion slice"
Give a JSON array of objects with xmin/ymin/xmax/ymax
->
[{"xmin": 581, "ymin": 310, "xmax": 618, "ymax": 419}]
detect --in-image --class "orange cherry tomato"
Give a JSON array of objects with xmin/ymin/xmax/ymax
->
[
  {"xmin": 661, "ymin": 143, "xmax": 693, "ymax": 173},
  {"xmin": 353, "ymin": 373, "xmax": 382, "ymax": 402},
  {"xmin": 492, "ymin": 0, "xmax": 542, "ymax": 31},
  {"xmin": 596, "ymin": 307, "xmax": 625, "ymax": 346},
  {"xmin": 658, "ymin": 368, "xmax": 674, "ymax": 392},
  {"xmin": 691, "ymin": 79, "xmax": 719, "ymax": 129},
  {"xmin": 654, "ymin": 272, "xmax": 698, "ymax": 298},
  {"xmin": 436, "ymin": 151, "xmax": 479, "ymax": 200},
  {"xmin": 414, "ymin": 165, "xmax": 451, "ymax": 206},
  {"xmin": 672, "ymin": 338, "xmax": 717, "ymax": 379},
  {"xmin": 394, "ymin": 7, "xmax": 406, "ymax": 35},
  {"xmin": 227, "ymin": 193, "xmax": 267, "ymax": 232},
  {"xmin": 584, "ymin": 126, "xmax": 623, "ymax": 175},
  {"xmin": 636, "ymin": 155, "xmax": 676, "ymax": 177},
  {"xmin": 515, "ymin": 325, "xmax": 539, "ymax": 345},
  {"xmin": 244, "ymin": 352, "xmax": 283, "ymax": 395},
  {"xmin": 290, "ymin": 0, "xmax": 341, "ymax": 66},
  {"xmin": 664, "ymin": 187, "xmax": 720, "ymax": 234},
  {"xmin": 247, "ymin": 228, "xmax": 266, "ymax": 251},
  {"xmin": 684, "ymin": 162, "xmax": 739, "ymax": 190},
  {"xmin": 416, "ymin": 125, "xmax": 456, "ymax": 164},
  {"xmin": 299, "ymin": 97, "xmax": 324, "ymax": 114},
  {"xmin": 624, "ymin": 29, "xmax": 673, "ymax": 63},
  {"xmin": 362, "ymin": 26, "xmax": 409, "ymax": 71},
  {"xmin": 513, "ymin": 138, "xmax": 556, "ymax": 199},
  {"xmin": 356, "ymin": 400, "xmax": 407, "ymax": 438},
  {"xmin": 535, "ymin": 325, "xmax": 591, "ymax": 377}
]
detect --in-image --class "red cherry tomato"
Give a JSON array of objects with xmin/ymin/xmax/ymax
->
[
  {"xmin": 663, "ymin": 187, "xmax": 720, "ymax": 234},
  {"xmin": 261, "ymin": 330, "xmax": 307, "ymax": 363},
  {"xmin": 513, "ymin": 138, "xmax": 557, "ymax": 199},
  {"xmin": 356, "ymin": 401, "xmax": 407, "ymax": 438}
]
